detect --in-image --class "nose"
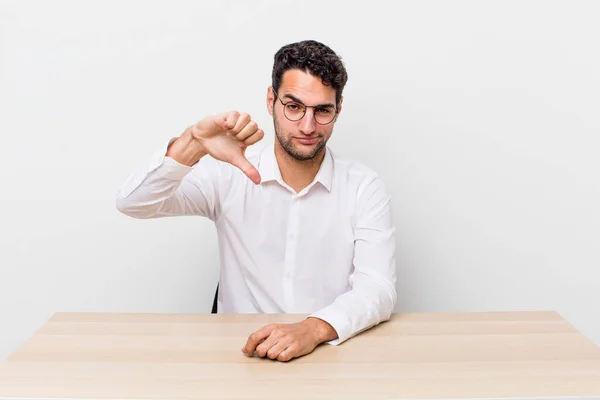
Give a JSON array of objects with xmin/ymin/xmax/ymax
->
[{"xmin": 298, "ymin": 109, "xmax": 317, "ymax": 135}]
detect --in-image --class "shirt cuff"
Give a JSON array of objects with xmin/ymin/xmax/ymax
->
[
  {"xmin": 154, "ymin": 137, "xmax": 194, "ymax": 181},
  {"xmin": 156, "ymin": 156, "xmax": 194, "ymax": 180},
  {"xmin": 308, "ymin": 305, "xmax": 353, "ymax": 346}
]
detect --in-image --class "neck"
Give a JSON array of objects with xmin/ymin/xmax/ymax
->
[{"xmin": 274, "ymin": 143, "xmax": 325, "ymax": 193}]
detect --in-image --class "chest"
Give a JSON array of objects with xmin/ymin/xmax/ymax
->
[{"xmin": 218, "ymin": 182, "xmax": 356, "ymax": 264}]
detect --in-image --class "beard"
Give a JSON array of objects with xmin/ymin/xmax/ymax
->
[{"xmin": 273, "ymin": 117, "xmax": 327, "ymax": 162}]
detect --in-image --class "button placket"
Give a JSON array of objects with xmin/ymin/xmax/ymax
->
[{"xmin": 283, "ymin": 196, "xmax": 300, "ymax": 310}]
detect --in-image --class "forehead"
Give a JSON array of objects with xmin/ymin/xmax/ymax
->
[{"xmin": 279, "ymin": 69, "xmax": 336, "ymax": 104}]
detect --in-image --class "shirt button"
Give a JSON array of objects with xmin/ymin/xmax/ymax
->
[
  {"xmin": 285, "ymin": 272, "xmax": 291, "ymax": 279},
  {"xmin": 289, "ymin": 234, "xmax": 295, "ymax": 240}
]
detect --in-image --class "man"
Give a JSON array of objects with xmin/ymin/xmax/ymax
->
[{"xmin": 116, "ymin": 40, "xmax": 397, "ymax": 362}]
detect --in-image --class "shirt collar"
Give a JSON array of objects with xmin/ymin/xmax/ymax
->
[{"xmin": 258, "ymin": 143, "xmax": 334, "ymax": 192}]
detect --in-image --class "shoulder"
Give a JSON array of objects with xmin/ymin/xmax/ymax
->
[
  {"xmin": 329, "ymin": 148, "xmax": 391, "ymax": 206},
  {"xmin": 330, "ymin": 148, "xmax": 384, "ymax": 186}
]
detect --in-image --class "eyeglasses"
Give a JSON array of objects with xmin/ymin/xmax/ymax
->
[{"xmin": 273, "ymin": 89, "xmax": 338, "ymax": 125}]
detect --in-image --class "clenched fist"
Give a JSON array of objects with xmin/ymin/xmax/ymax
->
[{"xmin": 242, "ymin": 318, "xmax": 338, "ymax": 362}]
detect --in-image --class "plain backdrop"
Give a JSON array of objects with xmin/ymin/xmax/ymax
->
[{"xmin": 1, "ymin": 0, "xmax": 599, "ymax": 362}]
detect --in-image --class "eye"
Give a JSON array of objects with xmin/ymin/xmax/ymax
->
[
  {"xmin": 316, "ymin": 107, "xmax": 334, "ymax": 115},
  {"xmin": 286, "ymin": 103, "xmax": 303, "ymax": 111}
]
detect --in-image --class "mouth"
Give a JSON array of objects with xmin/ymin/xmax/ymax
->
[{"xmin": 294, "ymin": 136, "xmax": 320, "ymax": 145}]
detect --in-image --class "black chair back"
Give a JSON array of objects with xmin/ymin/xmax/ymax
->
[{"xmin": 211, "ymin": 284, "xmax": 218, "ymax": 314}]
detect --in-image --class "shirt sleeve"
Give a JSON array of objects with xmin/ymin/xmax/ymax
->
[
  {"xmin": 308, "ymin": 175, "xmax": 397, "ymax": 345},
  {"xmin": 115, "ymin": 138, "xmax": 222, "ymax": 221}
]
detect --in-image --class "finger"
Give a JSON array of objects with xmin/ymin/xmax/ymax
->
[
  {"xmin": 256, "ymin": 334, "xmax": 280, "ymax": 358},
  {"xmin": 242, "ymin": 129, "xmax": 265, "ymax": 147},
  {"xmin": 222, "ymin": 111, "xmax": 240, "ymax": 131},
  {"xmin": 243, "ymin": 325, "xmax": 276, "ymax": 356},
  {"xmin": 229, "ymin": 113, "xmax": 251, "ymax": 135},
  {"xmin": 277, "ymin": 344, "xmax": 297, "ymax": 362},
  {"xmin": 242, "ymin": 333, "xmax": 267, "ymax": 357},
  {"xmin": 266, "ymin": 338, "xmax": 292, "ymax": 360},
  {"xmin": 234, "ymin": 120, "xmax": 258, "ymax": 141},
  {"xmin": 230, "ymin": 153, "xmax": 261, "ymax": 185},
  {"xmin": 242, "ymin": 337, "xmax": 266, "ymax": 357}
]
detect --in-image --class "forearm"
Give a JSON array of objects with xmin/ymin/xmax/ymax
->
[
  {"xmin": 116, "ymin": 136, "xmax": 217, "ymax": 219},
  {"xmin": 116, "ymin": 160, "xmax": 189, "ymax": 218},
  {"xmin": 309, "ymin": 275, "xmax": 397, "ymax": 345}
]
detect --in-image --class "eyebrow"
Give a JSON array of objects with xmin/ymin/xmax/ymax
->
[{"xmin": 282, "ymin": 93, "xmax": 336, "ymax": 109}]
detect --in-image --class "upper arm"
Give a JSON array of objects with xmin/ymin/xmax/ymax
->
[{"xmin": 352, "ymin": 175, "xmax": 397, "ymax": 308}]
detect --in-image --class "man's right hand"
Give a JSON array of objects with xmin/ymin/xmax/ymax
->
[{"xmin": 167, "ymin": 111, "xmax": 264, "ymax": 184}]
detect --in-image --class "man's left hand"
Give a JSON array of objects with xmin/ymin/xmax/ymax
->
[{"xmin": 241, "ymin": 317, "xmax": 337, "ymax": 362}]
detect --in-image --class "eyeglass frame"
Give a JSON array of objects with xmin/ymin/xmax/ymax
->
[{"xmin": 272, "ymin": 88, "xmax": 339, "ymax": 125}]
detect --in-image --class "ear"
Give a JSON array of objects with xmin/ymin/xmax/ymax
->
[
  {"xmin": 266, "ymin": 86, "xmax": 275, "ymax": 117},
  {"xmin": 335, "ymin": 95, "xmax": 343, "ymax": 121}
]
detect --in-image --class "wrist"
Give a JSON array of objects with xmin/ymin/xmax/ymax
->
[
  {"xmin": 166, "ymin": 130, "xmax": 208, "ymax": 166},
  {"xmin": 305, "ymin": 317, "xmax": 338, "ymax": 344}
]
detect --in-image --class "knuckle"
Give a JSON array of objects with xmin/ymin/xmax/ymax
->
[{"xmin": 272, "ymin": 329, "xmax": 283, "ymax": 337}]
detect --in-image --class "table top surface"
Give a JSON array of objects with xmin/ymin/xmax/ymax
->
[{"xmin": 0, "ymin": 311, "xmax": 599, "ymax": 400}]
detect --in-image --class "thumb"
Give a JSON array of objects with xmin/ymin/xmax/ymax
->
[{"xmin": 231, "ymin": 153, "xmax": 261, "ymax": 185}]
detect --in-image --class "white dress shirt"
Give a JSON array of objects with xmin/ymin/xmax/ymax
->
[{"xmin": 116, "ymin": 139, "xmax": 397, "ymax": 345}]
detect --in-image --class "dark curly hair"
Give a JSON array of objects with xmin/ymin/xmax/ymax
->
[{"xmin": 272, "ymin": 40, "xmax": 348, "ymax": 106}]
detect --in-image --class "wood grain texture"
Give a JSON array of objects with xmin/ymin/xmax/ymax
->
[{"xmin": 0, "ymin": 311, "xmax": 599, "ymax": 399}]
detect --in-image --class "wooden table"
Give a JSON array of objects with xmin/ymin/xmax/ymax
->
[{"xmin": 1, "ymin": 311, "xmax": 599, "ymax": 399}]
